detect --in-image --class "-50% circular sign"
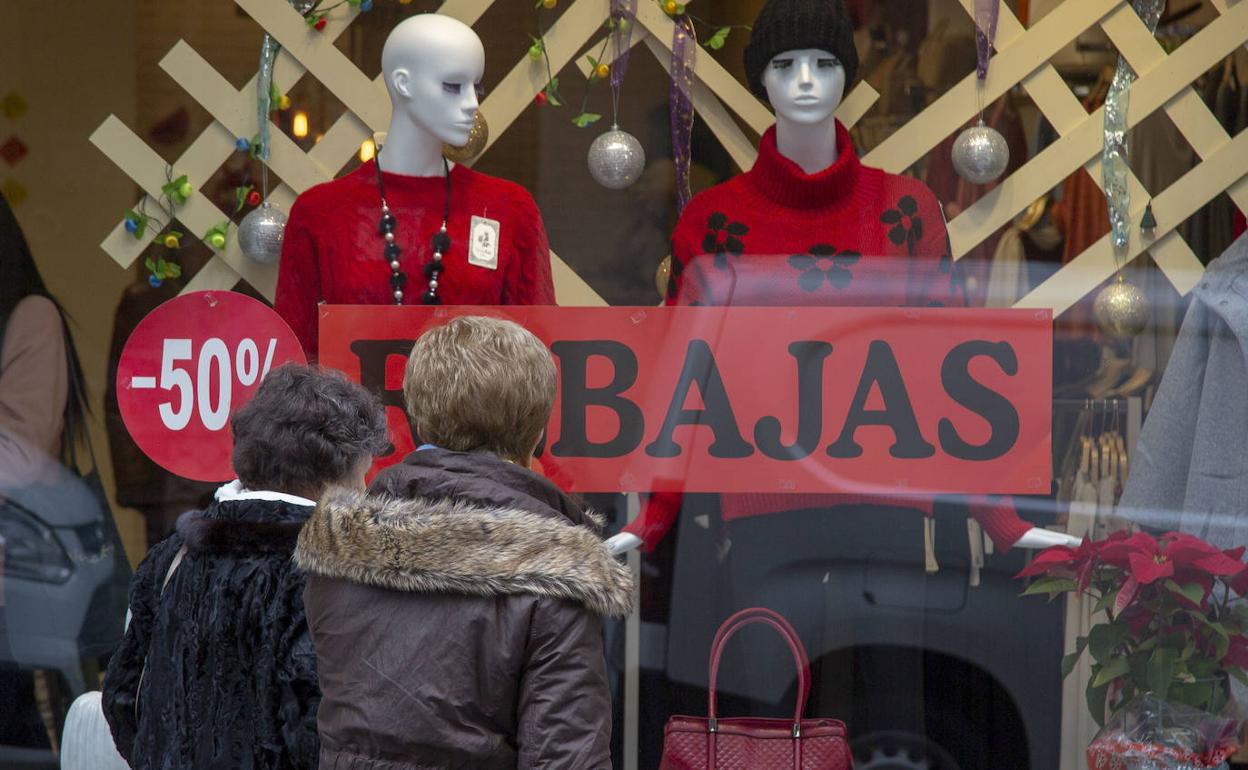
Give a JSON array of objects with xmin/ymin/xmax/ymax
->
[{"xmin": 116, "ymin": 291, "xmax": 306, "ymax": 481}]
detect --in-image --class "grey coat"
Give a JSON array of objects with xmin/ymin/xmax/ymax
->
[{"xmin": 1119, "ymin": 232, "xmax": 1248, "ymax": 547}]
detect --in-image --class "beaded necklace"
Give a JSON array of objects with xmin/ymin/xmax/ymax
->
[{"xmin": 374, "ymin": 151, "xmax": 451, "ymax": 305}]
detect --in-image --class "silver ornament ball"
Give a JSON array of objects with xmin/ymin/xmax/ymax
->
[
  {"xmin": 587, "ymin": 127, "xmax": 645, "ymax": 190},
  {"xmin": 1094, "ymin": 277, "xmax": 1149, "ymax": 338},
  {"xmin": 238, "ymin": 202, "xmax": 287, "ymax": 264},
  {"xmin": 952, "ymin": 120, "xmax": 1010, "ymax": 185}
]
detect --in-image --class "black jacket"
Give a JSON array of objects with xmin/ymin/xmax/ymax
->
[
  {"xmin": 295, "ymin": 449, "xmax": 633, "ymax": 769},
  {"xmin": 102, "ymin": 494, "xmax": 320, "ymax": 769}
]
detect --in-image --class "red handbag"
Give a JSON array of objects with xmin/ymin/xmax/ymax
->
[{"xmin": 659, "ymin": 607, "xmax": 853, "ymax": 770}]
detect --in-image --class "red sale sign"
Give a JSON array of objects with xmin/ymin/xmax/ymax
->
[
  {"xmin": 320, "ymin": 305, "xmax": 1052, "ymax": 496},
  {"xmin": 117, "ymin": 291, "xmax": 306, "ymax": 481}
]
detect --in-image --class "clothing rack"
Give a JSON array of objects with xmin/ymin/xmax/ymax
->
[{"xmin": 1052, "ymin": 397, "xmax": 1143, "ymax": 488}]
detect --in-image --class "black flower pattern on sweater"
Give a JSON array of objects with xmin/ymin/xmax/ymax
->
[
  {"xmin": 702, "ymin": 212, "xmax": 749, "ymax": 268},
  {"xmin": 789, "ymin": 244, "xmax": 862, "ymax": 292},
  {"xmin": 881, "ymin": 195, "xmax": 924, "ymax": 255}
]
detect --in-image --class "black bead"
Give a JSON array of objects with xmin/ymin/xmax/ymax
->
[
  {"xmin": 431, "ymin": 231, "xmax": 451, "ymax": 254},
  {"xmin": 422, "ymin": 261, "xmax": 446, "ymax": 278},
  {"xmin": 390, "ymin": 272, "xmax": 408, "ymax": 289},
  {"xmin": 378, "ymin": 214, "xmax": 396, "ymax": 234},
  {"xmin": 421, "ymin": 290, "xmax": 441, "ymax": 305},
  {"xmin": 384, "ymin": 243, "xmax": 402, "ymax": 259}
]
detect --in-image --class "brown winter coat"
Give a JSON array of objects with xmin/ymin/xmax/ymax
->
[{"xmin": 294, "ymin": 449, "xmax": 632, "ymax": 770}]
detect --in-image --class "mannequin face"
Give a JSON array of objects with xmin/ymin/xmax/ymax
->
[
  {"xmin": 761, "ymin": 48, "xmax": 846, "ymax": 126},
  {"xmin": 382, "ymin": 15, "xmax": 486, "ymax": 147}
]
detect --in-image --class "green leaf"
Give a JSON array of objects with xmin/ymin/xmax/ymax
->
[
  {"xmin": 1062, "ymin": 636, "xmax": 1089, "ymax": 679},
  {"xmin": 1165, "ymin": 580, "xmax": 1205, "ymax": 607},
  {"xmin": 1093, "ymin": 589, "xmax": 1120, "ymax": 615},
  {"xmin": 1061, "ymin": 651, "xmax": 1083, "ymax": 680},
  {"xmin": 270, "ymin": 79, "xmax": 282, "ymax": 107},
  {"xmin": 1021, "ymin": 576, "xmax": 1078, "ymax": 597},
  {"xmin": 544, "ymin": 82, "xmax": 563, "ymax": 107},
  {"xmin": 705, "ymin": 27, "xmax": 731, "ymax": 51},
  {"xmin": 571, "ymin": 112, "xmax": 602, "ymax": 128},
  {"xmin": 167, "ymin": 263, "xmax": 182, "ymax": 279},
  {"xmin": 145, "ymin": 257, "xmax": 156, "ymax": 272},
  {"xmin": 1088, "ymin": 622, "xmax": 1128, "ymax": 665},
  {"xmin": 1091, "ymin": 657, "xmax": 1130, "ymax": 688},
  {"xmin": 1087, "ymin": 679, "xmax": 1110, "ymax": 728},
  {"xmin": 1229, "ymin": 667, "xmax": 1248, "ymax": 687},
  {"xmin": 1147, "ymin": 647, "xmax": 1178, "ymax": 701}
]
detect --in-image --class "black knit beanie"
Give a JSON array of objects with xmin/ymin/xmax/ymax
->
[{"xmin": 743, "ymin": 0, "xmax": 859, "ymax": 100}]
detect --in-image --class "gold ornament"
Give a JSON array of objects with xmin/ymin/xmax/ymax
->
[
  {"xmin": 1093, "ymin": 274, "xmax": 1149, "ymax": 338},
  {"xmin": 656, "ymin": 255, "xmax": 672, "ymax": 299},
  {"xmin": 442, "ymin": 112, "xmax": 489, "ymax": 163}
]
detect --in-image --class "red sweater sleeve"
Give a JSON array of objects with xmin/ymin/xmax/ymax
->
[
  {"xmin": 502, "ymin": 192, "xmax": 555, "ymax": 306},
  {"xmin": 274, "ymin": 198, "xmax": 322, "ymax": 359}
]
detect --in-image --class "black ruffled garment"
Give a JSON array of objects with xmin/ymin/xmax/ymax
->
[{"xmin": 102, "ymin": 494, "xmax": 320, "ymax": 769}]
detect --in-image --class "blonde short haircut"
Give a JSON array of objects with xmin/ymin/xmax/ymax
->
[{"xmin": 404, "ymin": 316, "xmax": 557, "ymax": 462}]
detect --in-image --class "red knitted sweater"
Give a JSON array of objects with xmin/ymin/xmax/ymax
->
[
  {"xmin": 275, "ymin": 160, "xmax": 555, "ymax": 357},
  {"xmin": 623, "ymin": 121, "xmax": 1034, "ymax": 552}
]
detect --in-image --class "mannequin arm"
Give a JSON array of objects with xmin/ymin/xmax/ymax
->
[
  {"xmin": 606, "ymin": 532, "xmax": 643, "ymax": 556},
  {"xmin": 1015, "ymin": 528, "xmax": 1081, "ymax": 549},
  {"xmin": 608, "ymin": 524, "xmax": 1076, "ymax": 555}
]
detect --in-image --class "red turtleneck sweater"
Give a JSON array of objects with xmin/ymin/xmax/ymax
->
[
  {"xmin": 275, "ymin": 160, "xmax": 555, "ymax": 358},
  {"xmin": 623, "ymin": 121, "xmax": 1034, "ymax": 552}
]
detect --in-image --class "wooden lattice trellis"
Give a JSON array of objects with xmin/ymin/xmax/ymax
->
[{"xmin": 91, "ymin": 0, "xmax": 1248, "ymax": 314}]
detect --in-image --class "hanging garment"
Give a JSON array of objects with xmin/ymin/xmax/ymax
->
[
  {"xmin": 1119, "ymin": 233, "xmax": 1248, "ymax": 547},
  {"xmin": 985, "ymin": 226, "xmax": 1030, "ymax": 307}
]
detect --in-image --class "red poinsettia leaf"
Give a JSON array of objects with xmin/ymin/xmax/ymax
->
[
  {"xmin": 1193, "ymin": 551, "xmax": 1247, "ymax": 576},
  {"xmin": 1099, "ymin": 532, "xmax": 1158, "ymax": 568},
  {"xmin": 1129, "ymin": 551, "xmax": 1175, "ymax": 586},
  {"xmin": 1164, "ymin": 533, "xmax": 1224, "ymax": 569},
  {"xmin": 1223, "ymin": 546, "xmax": 1246, "ymax": 561},
  {"xmin": 1232, "ymin": 567, "xmax": 1248, "ymax": 597},
  {"xmin": 1222, "ymin": 636, "xmax": 1248, "ymax": 669},
  {"xmin": 1115, "ymin": 575, "xmax": 1140, "ymax": 616},
  {"xmin": 1015, "ymin": 545, "xmax": 1078, "ymax": 578}
]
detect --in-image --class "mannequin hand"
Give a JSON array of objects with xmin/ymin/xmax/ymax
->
[
  {"xmin": 1015, "ymin": 527, "xmax": 1081, "ymax": 550},
  {"xmin": 606, "ymin": 532, "xmax": 643, "ymax": 556}
]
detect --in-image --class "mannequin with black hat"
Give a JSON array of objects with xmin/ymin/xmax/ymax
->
[{"xmin": 605, "ymin": 0, "xmax": 1075, "ymax": 556}]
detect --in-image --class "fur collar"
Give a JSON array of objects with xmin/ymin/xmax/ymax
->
[
  {"xmin": 177, "ymin": 501, "xmax": 310, "ymax": 555},
  {"xmin": 294, "ymin": 489, "xmax": 633, "ymax": 617}
]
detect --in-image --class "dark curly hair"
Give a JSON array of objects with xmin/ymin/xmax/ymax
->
[{"xmin": 231, "ymin": 364, "xmax": 388, "ymax": 496}]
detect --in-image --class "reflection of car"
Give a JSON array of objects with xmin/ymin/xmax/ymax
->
[
  {"xmin": 635, "ymin": 499, "xmax": 1063, "ymax": 770},
  {"xmin": 0, "ymin": 468, "xmax": 130, "ymax": 769}
]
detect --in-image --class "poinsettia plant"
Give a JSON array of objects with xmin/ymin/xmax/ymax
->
[{"xmin": 1017, "ymin": 530, "xmax": 1248, "ymax": 727}]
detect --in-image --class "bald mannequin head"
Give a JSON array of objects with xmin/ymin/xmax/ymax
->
[{"xmin": 381, "ymin": 14, "xmax": 485, "ymax": 151}]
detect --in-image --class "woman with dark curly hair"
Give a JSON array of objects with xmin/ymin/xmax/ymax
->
[{"xmin": 101, "ymin": 364, "xmax": 389, "ymax": 770}]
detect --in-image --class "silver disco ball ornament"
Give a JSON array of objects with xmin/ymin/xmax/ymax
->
[
  {"xmin": 952, "ymin": 119, "xmax": 1009, "ymax": 185},
  {"xmin": 238, "ymin": 202, "xmax": 287, "ymax": 264},
  {"xmin": 1094, "ymin": 276, "xmax": 1149, "ymax": 338},
  {"xmin": 587, "ymin": 126, "xmax": 645, "ymax": 190}
]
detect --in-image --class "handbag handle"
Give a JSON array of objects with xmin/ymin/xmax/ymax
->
[{"xmin": 707, "ymin": 607, "xmax": 812, "ymax": 728}]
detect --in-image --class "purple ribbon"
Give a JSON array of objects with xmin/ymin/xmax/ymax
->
[
  {"xmin": 609, "ymin": 0, "xmax": 637, "ymax": 89},
  {"xmin": 670, "ymin": 16, "xmax": 696, "ymax": 213},
  {"xmin": 974, "ymin": 0, "xmax": 1000, "ymax": 80}
]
